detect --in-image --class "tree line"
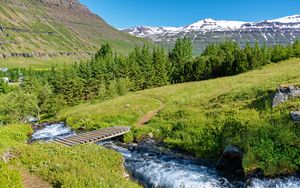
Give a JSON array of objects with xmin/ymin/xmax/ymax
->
[{"xmin": 0, "ymin": 38, "xmax": 300, "ymax": 124}]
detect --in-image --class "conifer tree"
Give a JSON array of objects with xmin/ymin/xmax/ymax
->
[
  {"xmin": 293, "ymin": 39, "xmax": 300, "ymax": 57},
  {"xmin": 141, "ymin": 45, "xmax": 155, "ymax": 88},
  {"xmin": 152, "ymin": 47, "xmax": 169, "ymax": 87},
  {"xmin": 244, "ymin": 42, "xmax": 254, "ymax": 70},
  {"xmin": 169, "ymin": 37, "xmax": 193, "ymax": 83}
]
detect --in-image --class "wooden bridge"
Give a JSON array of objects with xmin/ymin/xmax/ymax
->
[{"xmin": 49, "ymin": 126, "xmax": 130, "ymax": 146}]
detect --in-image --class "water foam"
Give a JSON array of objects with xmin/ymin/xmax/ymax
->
[
  {"xmin": 103, "ymin": 142, "xmax": 233, "ymax": 188},
  {"xmin": 31, "ymin": 122, "xmax": 76, "ymax": 140},
  {"xmin": 249, "ymin": 177, "xmax": 300, "ymax": 188}
]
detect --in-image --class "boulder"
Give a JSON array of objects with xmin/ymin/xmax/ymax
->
[
  {"xmin": 272, "ymin": 85, "xmax": 300, "ymax": 107},
  {"xmin": 216, "ymin": 145, "xmax": 245, "ymax": 179},
  {"xmin": 291, "ymin": 111, "xmax": 300, "ymax": 122}
]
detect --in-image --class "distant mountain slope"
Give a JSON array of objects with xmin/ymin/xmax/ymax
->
[
  {"xmin": 0, "ymin": 0, "xmax": 150, "ymax": 57},
  {"xmin": 123, "ymin": 14, "xmax": 300, "ymax": 53}
]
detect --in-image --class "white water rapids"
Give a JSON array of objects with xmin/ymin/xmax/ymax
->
[
  {"xmin": 31, "ymin": 122, "xmax": 76, "ymax": 141},
  {"xmin": 31, "ymin": 123, "xmax": 300, "ymax": 188}
]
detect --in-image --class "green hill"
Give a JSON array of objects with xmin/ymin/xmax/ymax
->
[
  {"xmin": 0, "ymin": 0, "xmax": 150, "ymax": 57},
  {"xmin": 60, "ymin": 58, "xmax": 300, "ymax": 176}
]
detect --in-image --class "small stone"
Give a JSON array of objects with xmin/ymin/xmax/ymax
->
[
  {"xmin": 1, "ymin": 151, "xmax": 15, "ymax": 163},
  {"xmin": 291, "ymin": 111, "xmax": 300, "ymax": 122},
  {"xmin": 148, "ymin": 132, "xmax": 153, "ymax": 139}
]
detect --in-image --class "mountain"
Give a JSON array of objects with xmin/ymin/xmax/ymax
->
[
  {"xmin": 123, "ymin": 14, "xmax": 300, "ymax": 53},
  {"xmin": 0, "ymin": 0, "xmax": 150, "ymax": 58}
]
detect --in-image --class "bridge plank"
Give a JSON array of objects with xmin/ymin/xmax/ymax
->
[
  {"xmin": 50, "ymin": 126, "xmax": 130, "ymax": 146},
  {"xmin": 66, "ymin": 129, "xmax": 117, "ymax": 140},
  {"xmin": 53, "ymin": 139, "xmax": 75, "ymax": 146},
  {"xmin": 62, "ymin": 131, "xmax": 115, "ymax": 143}
]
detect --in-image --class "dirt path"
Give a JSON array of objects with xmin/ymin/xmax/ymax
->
[
  {"xmin": 136, "ymin": 97, "xmax": 164, "ymax": 126},
  {"xmin": 20, "ymin": 169, "xmax": 52, "ymax": 188}
]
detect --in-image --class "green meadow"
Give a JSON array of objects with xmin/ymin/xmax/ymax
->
[{"xmin": 60, "ymin": 58, "xmax": 300, "ymax": 176}]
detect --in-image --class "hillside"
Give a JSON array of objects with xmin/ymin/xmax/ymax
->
[
  {"xmin": 0, "ymin": 0, "xmax": 150, "ymax": 58},
  {"xmin": 59, "ymin": 58, "xmax": 300, "ymax": 176},
  {"xmin": 124, "ymin": 14, "xmax": 300, "ymax": 53}
]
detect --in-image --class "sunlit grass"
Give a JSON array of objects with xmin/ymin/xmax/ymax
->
[
  {"xmin": 0, "ymin": 56, "xmax": 88, "ymax": 70},
  {"xmin": 59, "ymin": 58, "xmax": 300, "ymax": 176}
]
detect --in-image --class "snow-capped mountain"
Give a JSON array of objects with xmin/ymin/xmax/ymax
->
[
  {"xmin": 184, "ymin": 18, "xmax": 247, "ymax": 31},
  {"xmin": 124, "ymin": 18, "xmax": 249, "ymax": 37},
  {"xmin": 123, "ymin": 14, "xmax": 300, "ymax": 53},
  {"xmin": 269, "ymin": 14, "xmax": 300, "ymax": 23}
]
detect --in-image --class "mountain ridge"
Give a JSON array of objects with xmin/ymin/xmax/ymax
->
[
  {"xmin": 123, "ymin": 14, "xmax": 300, "ymax": 53},
  {"xmin": 0, "ymin": 0, "xmax": 150, "ymax": 58}
]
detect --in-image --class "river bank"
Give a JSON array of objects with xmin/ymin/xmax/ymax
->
[{"xmin": 29, "ymin": 122, "xmax": 300, "ymax": 188}]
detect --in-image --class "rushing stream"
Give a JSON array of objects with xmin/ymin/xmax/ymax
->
[{"xmin": 31, "ymin": 123, "xmax": 300, "ymax": 188}]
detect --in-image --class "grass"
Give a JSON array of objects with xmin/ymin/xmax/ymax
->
[
  {"xmin": 58, "ymin": 58, "xmax": 300, "ymax": 176},
  {"xmin": 0, "ymin": 124, "xmax": 32, "ymax": 155},
  {"xmin": 0, "ymin": 125, "xmax": 139, "ymax": 188},
  {"xmin": 14, "ymin": 144, "xmax": 141, "ymax": 188},
  {"xmin": 59, "ymin": 94, "xmax": 162, "ymax": 130},
  {"xmin": 0, "ymin": 56, "xmax": 87, "ymax": 70},
  {"xmin": 0, "ymin": 124, "xmax": 140, "ymax": 187},
  {"xmin": 0, "ymin": 124, "xmax": 32, "ymax": 188},
  {"xmin": 0, "ymin": 162, "xmax": 23, "ymax": 188}
]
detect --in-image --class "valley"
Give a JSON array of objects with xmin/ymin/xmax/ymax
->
[{"xmin": 0, "ymin": 0, "xmax": 300, "ymax": 188}]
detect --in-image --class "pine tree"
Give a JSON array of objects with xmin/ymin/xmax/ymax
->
[
  {"xmin": 95, "ymin": 43, "xmax": 113, "ymax": 60},
  {"xmin": 128, "ymin": 47, "xmax": 145, "ymax": 90},
  {"xmin": 183, "ymin": 60, "xmax": 194, "ymax": 82},
  {"xmin": 244, "ymin": 42, "xmax": 254, "ymax": 70},
  {"xmin": 141, "ymin": 45, "xmax": 155, "ymax": 89},
  {"xmin": 233, "ymin": 48, "xmax": 248, "ymax": 74},
  {"xmin": 220, "ymin": 41, "xmax": 237, "ymax": 75},
  {"xmin": 260, "ymin": 43, "xmax": 271, "ymax": 65},
  {"xmin": 152, "ymin": 47, "xmax": 169, "ymax": 87},
  {"xmin": 271, "ymin": 44, "xmax": 287, "ymax": 63},
  {"xmin": 169, "ymin": 37, "xmax": 193, "ymax": 83},
  {"xmin": 251, "ymin": 42, "xmax": 262, "ymax": 68},
  {"xmin": 293, "ymin": 39, "xmax": 300, "ymax": 57}
]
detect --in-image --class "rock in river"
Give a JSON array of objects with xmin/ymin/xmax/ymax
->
[
  {"xmin": 291, "ymin": 111, "xmax": 300, "ymax": 122},
  {"xmin": 216, "ymin": 145, "xmax": 245, "ymax": 179}
]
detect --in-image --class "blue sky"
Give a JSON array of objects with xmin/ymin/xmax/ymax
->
[{"xmin": 80, "ymin": 0, "xmax": 300, "ymax": 29}]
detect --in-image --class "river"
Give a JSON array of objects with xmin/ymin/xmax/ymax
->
[{"xmin": 31, "ymin": 122, "xmax": 300, "ymax": 188}]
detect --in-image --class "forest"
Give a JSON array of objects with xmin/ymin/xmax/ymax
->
[{"xmin": 0, "ymin": 38, "xmax": 300, "ymax": 124}]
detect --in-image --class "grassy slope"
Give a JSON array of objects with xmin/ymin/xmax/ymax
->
[
  {"xmin": 0, "ymin": 1, "xmax": 151, "ymax": 55},
  {"xmin": 0, "ymin": 124, "xmax": 32, "ymax": 188},
  {"xmin": 16, "ymin": 144, "xmax": 140, "ymax": 188},
  {"xmin": 59, "ymin": 58, "xmax": 300, "ymax": 176},
  {"xmin": 0, "ymin": 56, "xmax": 86, "ymax": 70},
  {"xmin": 0, "ymin": 125, "xmax": 140, "ymax": 188}
]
